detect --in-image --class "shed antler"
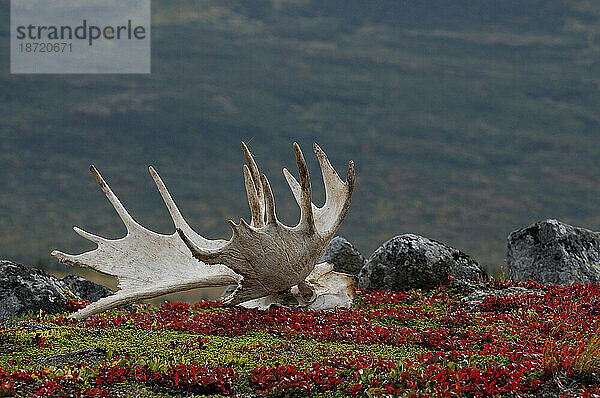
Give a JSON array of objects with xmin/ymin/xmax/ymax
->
[
  {"xmin": 179, "ymin": 142, "xmax": 355, "ymax": 305},
  {"xmin": 52, "ymin": 142, "xmax": 355, "ymax": 318}
]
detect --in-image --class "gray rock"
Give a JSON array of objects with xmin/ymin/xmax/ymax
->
[
  {"xmin": 447, "ymin": 278, "xmax": 480, "ymax": 294},
  {"xmin": 0, "ymin": 260, "xmax": 69, "ymax": 321},
  {"xmin": 0, "ymin": 260, "xmax": 121, "ymax": 321},
  {"xmin": 61, "ymin": 274, "xmax": 114, "ymax": 302},
  {"xmin": 460, "ymin": 286, "xmax": 540, "ymax": 310},
  {"xmin": 358, "ymin": 234, "xmax": 487, "ymax": 291},
  {"xmin": 221, "ymin": 284, "xmax": 238, "ymax": 299},
  {"xmin": 319, "ymin": 236, "xmax": 365, "ymax": 277},
  {"xmin": 40, "ymin": 348, "xmax": 107, "ymax": 367},
  {"xmin": 507, "ymin": 219, "xmax": 600, "ymax": 285}
]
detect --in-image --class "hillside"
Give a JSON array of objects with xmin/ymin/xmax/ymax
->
[{"xmin": 1, "ymin": 0, "xmax": 600, "ymax": 275}]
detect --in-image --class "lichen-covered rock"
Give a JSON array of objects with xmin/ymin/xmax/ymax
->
[
  {"xmin": 0, "ymin": 260, "xmax": 70, "ymax": 320},
  {"xmin": 507, "ymin": 219, "xmax": 600, "ymax": 285},
  {"xmin": 0, "ymin": 260, "xmax": 120, "ymax": 321},
  {"xmin": 358, "ymin": 234, "xmax": 487, "ymax": 291},
  {"xmin": 319, "ymin": 236, "xmax": 365, "ymax": 277},
  {"xmin": 460, "ymin": 286, "xmax": 540, "ymax": 310},
  {"xmin": 40, "ymin": 348, "xmax": 107, "ymax": 367},
  {"xmin": 61, "ymin": 275, "xmax": 113, "ymax": 303}
]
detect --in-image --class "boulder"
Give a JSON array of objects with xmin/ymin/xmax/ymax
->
[
  {"xmin": 319, "ymin": 236, "xmax": 365, "ymax": 277},
  {"xmin": 358, "ymin": 234, "xmax": 487, "ymax": 291},
  {"xmin": 0, "ymin": 260, "xmax": 70, "ymax": 320},
  {"xmin": 507, "ymin": 219, "xmax": 600, "ymax": 285},
  {"xmin": 0, "ymin": 260, "xmax": 119, "ymax": 321},
  {"xmin": 61, "ymin": 274, "xmax": 114, "ymax": 302}
]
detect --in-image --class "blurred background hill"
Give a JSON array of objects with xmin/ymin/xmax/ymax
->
[{"xmin": 1, "ymin": 0, "xmax": 600, "ymax": 277}]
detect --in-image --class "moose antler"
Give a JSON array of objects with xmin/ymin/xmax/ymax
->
[{"xmin": 52, "ymin": 142, "xmax": 355, "ymax": 318}]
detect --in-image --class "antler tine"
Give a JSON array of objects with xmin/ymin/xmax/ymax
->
[
  {"xmin": 176, "ymin": 228, "xmax": 227, "ymax": 265},
  {"xmin": 283, "ymin": 143, "xmax": 355, "ymax": 236},
  {"xmin": 241, "ymin": 143, "xmax": 264, "ymax": 202},
  {"xmin": 149, "ymin": 166, "xmax": 227, "ymax": 249},
  {"xmin": 346, "ymin": 160, "xmax": 356, "ymax": 187},
  {"xmin": 282, "ymin": 167, "xmax": 301, "ymax": 204},
  {"xmin": 328, "ymin": 158, "xmax": 355, "ymax": 234},
  {"xmin": 313, "ymin": 142, "xmax": 344, "ymax": 197},
  {"xmin": 149, "ymin": 165, "xmax": 187, "ymax": 228},
  {"xmin": 242, "ymin": 142, "xmax": 260, "ymax": 179},
  {"xmin": 315, "ymin": 141, "xmax": 355, "ymax": 236},
  {"xmin": 241, "ymin": 142, "xmax": 265, "ymax": 227},
  {"xmin": 260, "ymin": 174, "xmax": 278, "ymax": 225},
  {"xmin": 73, "ymin": 226, "xmax": 108, "ymax": 245},
  {"xmin": 90, "ymin": 165, "xmax": 138, "ymax": 230},
  {"xmin": 243, "ymin": 165, "xmax": 263, "ymax": 227},
  {"xmin": 293, "ymin": 142, "xmax": 315, "ymax": 232}
]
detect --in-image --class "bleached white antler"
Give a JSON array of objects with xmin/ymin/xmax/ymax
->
[
  {"xmin": 51, "ymin": 166, "xmax": 240, "ymax": 319},
  {"xmin": 52, "ymin": 142, "xmax": 355, "ymax": 318}
]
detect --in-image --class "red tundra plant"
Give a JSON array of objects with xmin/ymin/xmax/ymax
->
[
  {"xmin": 250, "ymin": 363, "xmax": 343, "ymax": 394},
  {"xmin": 0, "ymin": 360, "xmax": 234, "ymax": 396},
  {"xmin": 65, "ymin": 298, "xmax": 90, "ymax": 311}
]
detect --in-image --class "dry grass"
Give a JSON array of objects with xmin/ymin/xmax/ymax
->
[
  {"xmin": 572, "ymin": 332, "xmax": 600, "ymax": 380},
  {"xmin": 544, "ymin": 329, "xmax": 600, "ymax": 383}
]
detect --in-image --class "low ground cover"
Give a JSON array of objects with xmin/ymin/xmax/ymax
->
[{"xmin": 1, "ymin": 281, "xmax": 600, "ymax": 397}]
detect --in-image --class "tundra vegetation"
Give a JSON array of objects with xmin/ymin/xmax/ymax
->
[{"xmin": 1, "ymin": 281, "xmax": 600, "ymax": 396}]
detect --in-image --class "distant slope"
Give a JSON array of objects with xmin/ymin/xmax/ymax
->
[{"xmin": 1, "ymin": 0, "xmax": 600, "ymax": 275}]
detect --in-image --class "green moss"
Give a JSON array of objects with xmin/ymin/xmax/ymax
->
[{"xmin": 0, "ymin": 322, "xmax": 423, "ymax": 376}]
